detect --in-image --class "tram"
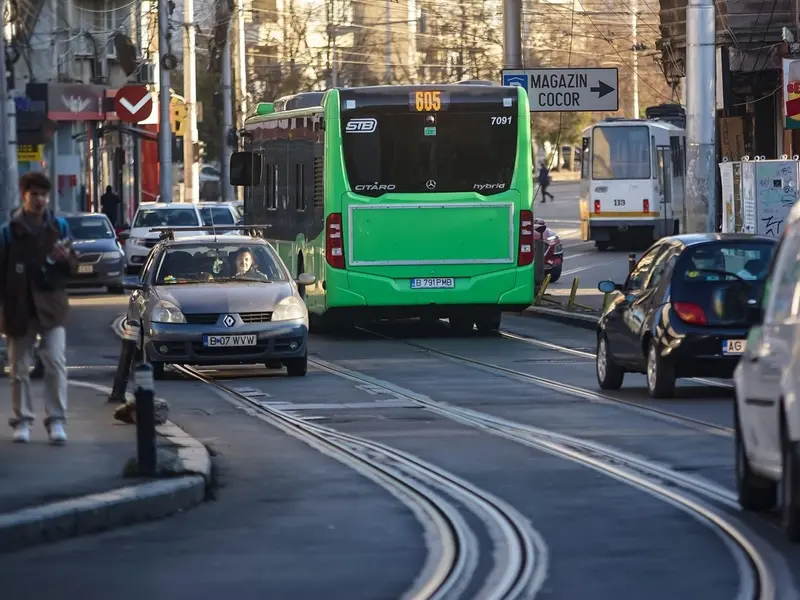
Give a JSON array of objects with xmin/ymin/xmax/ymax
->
[{"xmin": 579, "ymin": 104, "xmax": 686, "ymax": 250}]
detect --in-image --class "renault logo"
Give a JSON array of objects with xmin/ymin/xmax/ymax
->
[
  {"xmin": 222, "ymin": 314, "xmax": 236, "ymax": 327},
  {"xmin": 426, "ymin": 180, "xmax": 436, "ymax": 190}
]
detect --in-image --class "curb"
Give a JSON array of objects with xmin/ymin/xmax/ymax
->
[
  {"xmin": 0, "ymin": 383, "xmax": 212, "ymax": 554},
  {"xmin": 521, "ymin": 306, "xmax": 599, "ymax": 331}
]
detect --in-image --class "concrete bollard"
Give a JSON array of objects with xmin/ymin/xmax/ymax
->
[
  {"xmin": 108, "ymin": 319, "xmax": 141, "ymax": 404},
  {"xmin": 134, "ymin": 363, "xmax": 157, "ymax": 477}
]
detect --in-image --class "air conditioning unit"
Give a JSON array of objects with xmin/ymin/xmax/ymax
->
[{"xmin": 136, "ymin": 63, "xmax": 156, "ymax": 84}]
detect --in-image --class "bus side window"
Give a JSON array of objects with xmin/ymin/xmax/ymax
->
[{"xmin": 580, "ymin": 137, "xmax": 589, "ymax": 178}]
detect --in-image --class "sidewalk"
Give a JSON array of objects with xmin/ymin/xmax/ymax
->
[{"xmin": 0, "ymin": 378, "xmax": 211, "ymax": 552}]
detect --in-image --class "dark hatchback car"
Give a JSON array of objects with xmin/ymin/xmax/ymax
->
[
  {"xmin": 595, "ymin": 233, "xmax": 777, "ymax": 398},
  {"xmin": 64, "ymin": 213, "xmax": 126, "ymax": 293}
]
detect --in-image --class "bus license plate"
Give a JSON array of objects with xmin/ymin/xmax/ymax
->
[
  {"xmin": 203, "ymin": 334, "xmax": 257, "ymax": 347},
  {"xmin": 722, "ymin": 339, "xmax": 746, "ymax": 354},
  {"xmin": 411, "ymin": 278, "xmax": 455, "ymax": 289}
]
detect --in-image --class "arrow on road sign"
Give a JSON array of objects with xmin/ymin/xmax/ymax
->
[
  {"xmin": 590, "ymin": 81, "xmax": 614, "ymax": 98},
  {"xmin": 115, "ymin": 86, "xmax": 154, "ymax": 123}
]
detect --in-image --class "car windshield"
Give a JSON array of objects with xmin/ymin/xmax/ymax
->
[
  {"xmin": 64, "ymin": 216, "xmax": 115, "ymax": 239},
  {"xmin": 199, "ymin": 206, "xmax": 236, "ymax": 226},
  {"xmin": 133, "ymin": 208, "xmax": 200, "ymax": 228},
  {"xmin": 678, "ymin": 243, "xmax": 776, "ymax": 282},
  {"xmin": 154, "ymin": 243, "xmax": 287, "ymax": 284}
]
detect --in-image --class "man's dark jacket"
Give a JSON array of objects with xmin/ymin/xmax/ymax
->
[{"xmin": 0, "ymin": 208, "xmax": 76, "ymax": 337}]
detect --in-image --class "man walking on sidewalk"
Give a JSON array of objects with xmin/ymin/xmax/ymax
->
[
  {"xmin": 0, "ymin": 172, "xmax": 76, "ymax": 444},
  {"xmin": 537, "ymin": 162, "xmax": 554, "ymax": 203}
]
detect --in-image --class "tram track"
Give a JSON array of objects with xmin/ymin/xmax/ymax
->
[
  {"xmin": 174, "ymin": 364, "xmax": 547, "ymax": 600},
  {"xmin": 359, "ymin": 326, "xmax": 734, "ymax": 438},
  {"xmin": 305, "ymin": 353, "xmax": 772, "ymax": 600}
]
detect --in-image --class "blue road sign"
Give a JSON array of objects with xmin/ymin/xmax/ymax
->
[{"xmin": 502, "ymin": 73, "xmax": 529, "ymax": 89}]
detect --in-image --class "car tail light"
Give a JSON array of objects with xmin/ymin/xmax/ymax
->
[
  {"xmin": 325, "ymin": 213, "xmax": 345, "ymax": 269},
  {"xmin": 518, "ymin": 210, "xmax": 533, "ymax": 266},
  {"xmin": 643, "ymin": 199, "xmax": 650, "ymax": 213},
  {"xmin": 594, "ymin": 200, "xmax": 601, "ymax": 214},
  {"xmin": 673, "ymin": 302, "xmax": 707, "ymax": 325}
]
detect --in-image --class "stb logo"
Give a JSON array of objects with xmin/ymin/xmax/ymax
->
[{"xmin": 345, "ymin": 118, "xmax": 377, "ymax": 133}]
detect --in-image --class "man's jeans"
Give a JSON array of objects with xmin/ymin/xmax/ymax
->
[{"xmin": 7, "ymin": 325, "xmax": 67, "ymax": 429}]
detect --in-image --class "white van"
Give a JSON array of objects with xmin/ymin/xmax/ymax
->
[{"xmin": 123, "ymin": 203, "xmax": 203, "ymax": 270}]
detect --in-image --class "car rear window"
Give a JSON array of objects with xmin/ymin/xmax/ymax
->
[{"xmin": 677, "ymin": 243, "xmax": 776, "ymax": 282}]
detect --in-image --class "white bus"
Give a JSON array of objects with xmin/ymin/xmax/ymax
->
[{"xmin": 579, "ymin": 115, "xmax": 686, "ymax": 250}]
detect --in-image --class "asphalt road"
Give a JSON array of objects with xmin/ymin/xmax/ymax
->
[
  {"xmin": 537, "ymin": 182, "xmax": 631, "ymax": 310},
  {"xmin": 2, "ymin": 294, "xmax": 800, "ymax": 599}
]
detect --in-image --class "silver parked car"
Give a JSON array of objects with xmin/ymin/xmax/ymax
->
[{"xmin": 123, "ymin": 233, "xmax": 315, "ymax": 379}]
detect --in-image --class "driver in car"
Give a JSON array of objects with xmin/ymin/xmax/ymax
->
[{"xmin": 234, "ymin": 248, "xmax": 269, "ymax": 281}]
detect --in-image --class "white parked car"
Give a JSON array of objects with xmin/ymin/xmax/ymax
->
[
  {"xmin": 122, "ymin": 203, "xmax": 204, "ymax": 271},
  {"xmin": 734, "ymin": 200, "xmax": 800, "ymax": 542}
]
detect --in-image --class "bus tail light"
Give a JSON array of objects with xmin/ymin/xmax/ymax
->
[
  {"xmin": 518, "ymin": 210, "xmax": 533, "ymax": 266},
  {"xmin": 326, "ymin": 213, "xmax": 345, "ymax": 269},
  {"xmin": 643, "ymin": 199, "xmax": 650, "ymax": 213},
  {"xmin": 594, "ymin": 200, "xmax": 601, "ymax": 214}
]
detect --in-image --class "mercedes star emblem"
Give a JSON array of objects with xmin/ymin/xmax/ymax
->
[
  {"xmin": 222, "ymin": 314, "xmax": 236, "ymax": 327},
  {"xmin": 426, "ymin": 180, "xmax": 436, "ymax": 190}
]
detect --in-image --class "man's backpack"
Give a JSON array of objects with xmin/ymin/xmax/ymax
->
[{"xmin": 0, "ymin": 217, "xmax": 69, "ymax": 247}]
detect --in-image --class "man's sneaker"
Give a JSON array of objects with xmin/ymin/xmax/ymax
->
[
  {"xmin": 48, "ymin": 423, "xmax": 67, "ymax": 445},
  {"xmin": 12, "ymin": 423, "xmax": 31, "ymax": 443}
]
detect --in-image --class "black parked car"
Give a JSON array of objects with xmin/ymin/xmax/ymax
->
[{"xmin": 595, "ymin": 233, "xmax": 777, "ymax": 398}]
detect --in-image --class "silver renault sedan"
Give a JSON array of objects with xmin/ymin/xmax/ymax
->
[{"xmin": 123, "ymin": 234, "xmax": 315, "ymax": 379}]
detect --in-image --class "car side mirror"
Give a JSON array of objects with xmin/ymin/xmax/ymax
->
[
  {"xmin": 598, "ymin": 280, "xmax": 621, "ymax": 293},
  {"xmin": 296, "ymin": 273, "xmax": 316, "ymax": 286},
  {"xmin": 534, "ymin": 224, "xmax": 547, "ymax": 234},
  {"xmin": 118, "ymin": 231, "xmax": 131, "ymax": 241},
  {"xmin": 122, "ymin": 275, "xmax": 143, "ymax": 291}
]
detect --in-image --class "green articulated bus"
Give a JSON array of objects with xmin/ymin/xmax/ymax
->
[{"xmin": 229, "ymin": 84, "xmax": 534, "ymax": 333}]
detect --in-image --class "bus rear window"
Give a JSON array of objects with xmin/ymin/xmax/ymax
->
[
  {"xmin": 592, "ymin": 125, "xmax": 650, "ymax": 180},
  {"xmin": 341, "ymin": 107, "xmax": 517, "ymax": 196}
]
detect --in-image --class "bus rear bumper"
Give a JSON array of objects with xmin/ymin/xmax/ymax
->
[
  {"xmin": 323, "ymin": 267, "xmax": 533, "ymax": 317},
  {"xmin": 586, "ymin": 218, "xmax": 677, "ymax": 242}
]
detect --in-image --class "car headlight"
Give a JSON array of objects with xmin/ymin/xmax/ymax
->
[
  {"xmin": 151, "ymin": 301, "xmax": 186, "ymax": 324},
  {"xmin": 272, "ymin": 296, "xmax": 308, "ymax": 322},
  {"xmin": 102, "ymin": 251, "xmax": 124, "ymax": 260},
  {"xmin": 546, "ymin": 235, "xmax": 558, "ymax": 242},
  {"xmin": 130, "ymin": 237, "xmax": 146, "ymax": 246}
]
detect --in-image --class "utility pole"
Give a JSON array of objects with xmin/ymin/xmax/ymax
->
[
  {"xmin": 0, "ymin": 0, "xmax": 11, "ymax": 223},
  {"xmin": 220, "ymin": 35, "xmax": 234, "ymax": 202},
  {"xmin": 685, "ymin": 0, "xmax": 717, "ymax": 232},
  {"xmin": 233, "ymin": 0, "xmax": 246, "ymax": 202},
  {"xmin": 502, "ymin": 0, "xmax": 523, "ymax": 69},
  {"xmin": 183, "ymin": 0, "xmax": 199, "ymax": 203},
  {"xmin": 384, "ymin": 0, "xmax": 391, "ymax": 83},
  {"xmin": 158, "ymin": 0, "xmax": 173, "ymax": 202},
  {"xmin": 631, "ymin": 0, "xmax": 640, "ymax": 118}
]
